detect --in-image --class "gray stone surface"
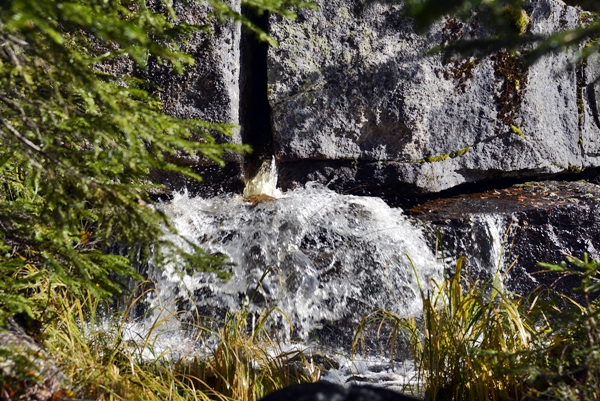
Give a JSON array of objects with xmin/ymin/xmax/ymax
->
[
  {"xmin": 143, "ymin": 0, "xmax": 243, "ymax": 165},
  {"xmin": 143, "ymin": 0, "xmax": 247, "ymax": 196},
  {"xmin": 268, "ymin": 0, "xmax": 598, "ymax": 193}
]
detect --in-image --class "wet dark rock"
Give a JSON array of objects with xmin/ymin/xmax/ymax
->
[
  {"xmin": 410, "ymin": 180, "xmax": 600, "ymax": 295},
  {"xmin": 268, "ymin": 0, "xmax": 598, "ymax": 194},
  {"xmin": 259, "ymin": 381, "xmax": 421, "ymax": 401}
]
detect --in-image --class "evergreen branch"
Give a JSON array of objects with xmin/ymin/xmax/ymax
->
[{"xmin": 0, "ymin": 118, "xmax": 43, "ymax": 155}]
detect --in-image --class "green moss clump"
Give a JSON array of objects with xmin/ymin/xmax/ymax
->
[
  {"xmin": 503, "ymin": 7, "xmax": 530, "ymax": 34},
  {"xmin": 425, "ymin": 154, "xmax": 450, "ymax": 162},
  {"xmin": 450, "ymin": 146, "xmax": 471, "ymax": 158},
  {"xmin": 569, "ymin": 164, "xmax": 582, "ymax": 173},
  {"xmin": 580, "ymin": 11, "xmax": 598, "ymax": 25},
  {"xmin": 416, "ymin": 146, "xmax": 471, "ymax": 163}
]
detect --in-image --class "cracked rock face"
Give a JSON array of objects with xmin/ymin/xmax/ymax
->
[{"xmin": 268, "ymin": 0, "xmax": 600, "ymax": 194}]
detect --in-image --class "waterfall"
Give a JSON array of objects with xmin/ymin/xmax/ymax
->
[{"xmin": 143, "ymin": 166, "xmax": 440, "ymax": 345}]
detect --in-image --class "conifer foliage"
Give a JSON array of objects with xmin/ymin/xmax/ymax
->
[{"xmin": 0, "ymin": 0, "xmax": 308, "ymax": 325}]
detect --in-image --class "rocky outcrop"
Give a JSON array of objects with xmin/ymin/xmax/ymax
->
[
  {"xmin": 0, "ymin": 319, "xmax": 68, "ymax": 401},
  {"xmin": 268, "ymin": 0, "xmax": 600, "ymax": 194},
  {"xmin": 142, "ymin": 0, "xmax": 247, "ymax": 196},
  {"xmin": 409, "ymin": 180, "xmax": 600, "ymax": 295}
]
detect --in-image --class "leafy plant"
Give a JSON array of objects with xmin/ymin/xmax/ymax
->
[{"xmin": 0, "ymin": 0, "xmax": 316, "ymax": 395}]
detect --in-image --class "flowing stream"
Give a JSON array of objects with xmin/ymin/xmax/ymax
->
[
  {"xmin": 147, "ymin": 161, "xmax": 439, "ymax": 340},
  {"xmin": 127, "ymin": 160, "xmax": 513, "ymax": 386}
]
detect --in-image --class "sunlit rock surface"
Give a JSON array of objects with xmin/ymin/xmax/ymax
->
[{"xmin": 268, "ymin": 0, "xmax": 598, "ymax": 194}]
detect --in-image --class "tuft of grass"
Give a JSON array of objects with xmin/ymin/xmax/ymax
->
[
  {"xmin": 355, "ymin": 252, "xmax": 600, "ymax": 401},
  {"xmin": 355, "ymin": 257, "xmax": 536, "ymax": 401},
  {"xmin": 42, "ymin": 284, "xmax": 318, "ymax": 401},
  {"xmin": 526, "ymin": 254, "xmax": 600, "ymax": 400},
  {"xmin": 178, "ymin": 306, "xmax": 320, "ymax": 401},
  {"xmin": 45, "ymin": 289, "xmax": 205, "ymax": 401}
]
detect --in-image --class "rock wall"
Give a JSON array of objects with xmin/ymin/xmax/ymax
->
[
  {"xmin": 268, "ymin": 0, "xmax": 600, "ymax": 194},
  {"xmin": 141, "ymin": 0, "xmax": 600, "ymax": 197},
  {"xmin": 144, "ymin": 0, "xmax": 247, "ymax": 196},
  {"xmin": 145, "ymin": 0, "xmax": 242, "ymax": 151}
]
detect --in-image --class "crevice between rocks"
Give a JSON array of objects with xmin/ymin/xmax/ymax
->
[
  {"xmin": 239, "ymin": 7, "xmax": 274, "ymax": 180},
  {"xmin": 278, "ymin": 159, "xmax": 600, "ymax": 211}
]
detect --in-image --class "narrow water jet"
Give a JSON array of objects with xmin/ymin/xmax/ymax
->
[{"xmin": 243, "ymin": 157, "xmax": 281, "ymax": 198}]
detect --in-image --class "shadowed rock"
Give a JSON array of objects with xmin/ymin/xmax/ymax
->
[
  {"xmin": 259, "ymin": 382, "xmax": 421, "ymax": 401},
  {"xmin": 410, "ymin": 180, "xmax": 600, "ymax": 295}
]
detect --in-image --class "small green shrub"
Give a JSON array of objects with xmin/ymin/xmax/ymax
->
[{"xmin": 525, "ymin": 255, "xmax": 600, "ymax": 400}]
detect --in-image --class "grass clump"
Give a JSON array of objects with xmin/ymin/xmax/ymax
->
[
  {"xmin": 37, "ymin": 285, "xmax": 318, "ymax": 401},
  {"xmin": 355, "ymin": 253, "xmax": 600, "ymax": 401},
  {"xmin": 355, "ymin": 257, "xmax": 534, "ymax": 400},
  {"xmin": 526, "ymin": 254, "xmax": 600, "ymax": 400},
  {"xmin": 178, "ymin": 305, "xmax": 320, "ymax": 401}
]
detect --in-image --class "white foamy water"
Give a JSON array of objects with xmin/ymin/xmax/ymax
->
[
  {"xmin": 243, "ymin": 157, "xmax": 281, "ymax": 198},
  {"xmin": 146, "ymin": 182, "xmax": 440, "ymax": 342}
]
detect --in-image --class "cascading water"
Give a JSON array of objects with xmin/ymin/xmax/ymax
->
[
  {"xmin": 242, "ymin": 157, "xmax": 281, "ymax": 198},
  {"xmin": 144, "ymin": 159, "xmax": 440, "ymax": 347}
]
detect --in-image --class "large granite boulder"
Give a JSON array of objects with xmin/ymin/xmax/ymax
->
[{"xmin": 269, "ymin": 0, "xmax": 600, "ymax": 194}]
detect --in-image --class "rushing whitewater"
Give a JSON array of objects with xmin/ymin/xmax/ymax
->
[
  {"xmin": 147, "ymin": 181, "xmax": 440, "ymax": 344},
  {"xmin": 243, "ymin": 157, "xmax": 281, "ymax": 198}
]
